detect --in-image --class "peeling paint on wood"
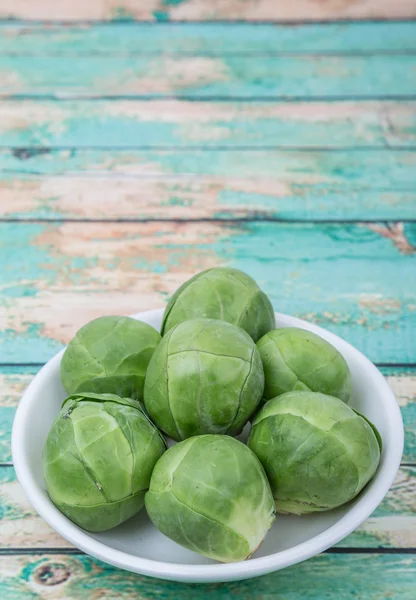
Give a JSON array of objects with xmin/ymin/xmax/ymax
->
[
  {"xmin": 0, "ymin": 16, "xmax": 414, "ymax": 593},
  {"xmin": 1, "ymin": 100, "xmax": 416, "ymax": 148},
  {"xmin": 1, "ymin": 148, "xmax": 416, "ymax": 221},
  {"xmin": 1, "ymin": 55, "xmax": 416, "ymax": 98},
  {"xmin": 2, "ymin": 174, "xmax": 416, "ymax": 222},
  {"xmin": 2, "ymin": 23, "xmax": 416, "ymax": 55},
  {"xmin": 1, "ymin": 221, "xmax": 415, "ymax": 363},
  {"xmin": 0, "ymin": 553, "xmax": 415, "ymax": 598},
  {"xmin": 1, "ymin": 161, "xmax": 416, "ymax": 220},
  {"xmin": 1, "ymin": 0, "xmax": 415, "ymax": 21},
  {"xmin": 0, "ymin": 369, "xmax": 37, "ymax": 463}
]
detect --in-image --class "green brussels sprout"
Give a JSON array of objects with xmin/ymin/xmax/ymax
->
[
  {"xmin": 43, "ymin": 392, "xmax": 166, "ymax": 532},
  {"xmin": 144, "ymin": 318, "xmax": 264, "ymax": 441},
  {"xmin": 248, "ymin": 391, "xmax": 381, "ymax": 515},
  {"xmin": 145, "ymin": 435, "xmax": 275, "ymax": 562},
  {"xmin": 162, "ymin": 267, "xmax": 275, "ymax": 342},
  {"xmin": 60, "ymin": 316, "xmax": 161, "ymax": 399},
  {"xmin": 257, "ymin": 327, "xmax": 352, "ymax": 404}
]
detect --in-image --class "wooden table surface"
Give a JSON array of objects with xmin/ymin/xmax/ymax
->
[{"xmin": 1, "ymin": 1, "xmax": 416, "ymax": 597}]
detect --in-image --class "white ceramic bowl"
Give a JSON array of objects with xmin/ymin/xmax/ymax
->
[{"xmin": 12, "ymin": 310, "xmax": 403, "ymax": 583}]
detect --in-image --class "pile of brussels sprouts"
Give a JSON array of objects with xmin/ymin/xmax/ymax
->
[{"xmin": 43, "ymin": 267, "xmax": 381, "ymax": 563}]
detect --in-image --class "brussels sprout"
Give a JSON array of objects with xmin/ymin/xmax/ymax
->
[
  {"xmin": 60, "ymin": 316, "xmax": 161, "ymax": 399},
  {"xmin": 162, "ymin": 267, "xmax": 275, "ymax": 342},
  {"xmin": 257, "ymin": 328, "xmax": 351, "ymax": 403},
  {"xmin": 145, "ymin": 435, "xmax": 275, "ymax": 562},
  {"xmin": 144, "ymin": 318, "xmax": 264, "ymax": 441},
  {"xmin": 43, "ymin": 392, "xmax": 166, "ymax": 532},
  {"xmin": 248, "ymin": 391, "xmax": 381, "ymax": 515}
]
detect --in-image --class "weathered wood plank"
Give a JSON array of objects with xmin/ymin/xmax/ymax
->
[
  {"xmin": 1, "ymin": 55, "xmax": 416, "ymax": 98},
  {"xmin": 3, "ymin": 173, "xmax": 415, "ymax": 222},
  {"xmin": 1, "ymin": 368, "xmax": 414, "ymax": 464},
  {"xmin": 2, "ymin": 174, "xmax": 416, "ymax": 222},
  {"xmin": 0, "ymin": 553, "xmax": 414, "ymax": 598},
  {"xmin": 1, "ymin": 222, "xmax": 415, "ymax": 365},
  {"xmin": 1, "ymin": 148, "xmax": 416, "ymax": 221},
  {"xmin": 1, "ymin": 464, "xmax": 414, "ymax": 550},
  {"xmin": 2, "ymin": 148, "xmax": 415, "ymax": 177},
  {"xmin": 2, "ymin": 22, "xmax": 416, "ymax": 55},
  {"xmin": 0, "ymin": 368, "xmax": 37, "ymax": 463},
  {"xmin": 1, "ymin": 0, "xmax": 415, "ymax": 22},
  {"xmin": 0, "ymin": 466, "xmax": 72, "ymax": 549},
  {"xmin": 1, "ymin": 100, "xmax": 416, "ymax": 148},
  {"xmin": 389, "ymin": 370, "xmax": 416, "ymax": 465}
]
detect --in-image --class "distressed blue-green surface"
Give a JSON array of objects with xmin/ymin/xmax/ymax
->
[
  {"xmin": 0, "ymin": 366, "xmax": 39, "ymax": 463},
  {"xmin": 2, "ymin": 55, "xmax": 416, "ymax": 98},
  {"xmin": 1, "ymin": 149, "xmax": 416, "ymax": 220},
  {"xmin": 1, "ymin": 99, "xmax": 416, "ymax": 148},
  {"xmin": 1, "ymin": 22, "xmax": 416, "ymax": 55},
  {"xmin": 0, "ymin": 553, "xmax": 414, "ymax": 599},
  {"xmin": 1, "ymin": 221, "xmax": 415, "ymax": 364},
  {"xmin": 2, "ymin": 149, "xmax": 415, "ymax": 184},
  {"xmin": 0, "ymin": 18, "xmax": 415, "ymax": 594},
  {"xmin": 0, "ymin": 408, "xmax": 14, "ymax": 463}
]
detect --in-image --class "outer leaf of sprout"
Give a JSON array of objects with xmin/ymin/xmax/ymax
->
[
  {"xmin": 248, "ymin": 391, "xmax": 381, "ymax": 515},
  {"xmin": 60, "ymin": 316, "xmax": 161, "ymax": 400},
  {"xmin": 162, "ymin": 267, "xmax": 275, "ymax": 342},
  {"xmin": 144, "ymin": 318, "xmax": 264, "ymax": 441},
  {"xmin": 43, "ymin": 392, "xmax": 166, "ymax": 532},
  {"xmin": 257, "ymin": 327, "xmax": 352, "ymax": 404},
  {"xmin": 145, "ymin": 435, "xmax": 275, "ymax": 562}
]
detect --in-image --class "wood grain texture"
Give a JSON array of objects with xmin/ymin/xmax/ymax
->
[
  {"xmin": 1, "ymin": 221, "xmax": 415, "ymax": 365},
  {"xmin": 1, "ymin": 148, "xmax": 416, "ymax": 221},
  {"xmin": 1, "ymin": 100, "xmax": 416, "ymax": 148},
  {"xmin": 1, "ymin": 367, "xmax": 414, "ymax": 465},
  {"xmin": 0, "ymin": 368, "xmax": 37, "ymax": 463},
  {"xmin": 0, "ymin": 553, "xmax": 415, "ymax": 599},
  {"xmin": 2, "ymin": 172, "xmax": 415, "ymax": 222},
  {"xmin": 1, "ymin": 0, "xmax": 415, "ymax": 21},
  {"xmin": 2, "ymin": 55, "xmax": 416, "ymax": 98},
  {"xmin": 2, "ymin": 22, "xmax": 416, "ymax": 55}
]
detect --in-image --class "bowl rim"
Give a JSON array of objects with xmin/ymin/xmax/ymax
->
[{"xmin": 12, "ymin": 309, "xmax": 404, "ymax": 583}]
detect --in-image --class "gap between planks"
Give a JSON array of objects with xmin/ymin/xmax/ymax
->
[
  {"xmin": 2, "ymin": 20, "xmax": 416, "ymax": 25},
  {"xmin": 0, "ymin": 547, "xmax": 415, "ymax": 555},
  {"xmin": 5, "ymin": 95, "xmax": 416, "ymax": 102},
  {"xmin": 1, "ymin": 218, "xmax": 416, "ymax": 224}
]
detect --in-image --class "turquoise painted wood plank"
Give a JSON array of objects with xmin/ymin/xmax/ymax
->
[
  {"xmin": 2, "ymin": 174, "xmax": 416, "ymax": 222},
  {"xmin": 0, "ymin": 367, "xmax": 38, "ymax": 463},
  {"xmin": 0, "ymin": 222, "xmax": 415, "ymax": 365},
  {"xmin": 2, "ymin": 148, "xmax": 415, "ymax": 181},
  {"xmin": 1, "ymin": 149, "xmax": 416, "ymax": 221},
  {"xmin": 2, "ymin": 23, "xmax": 416, "ymax": 55},
  {"xmin": 1, "ymin": 100, "xmax": 416, "ymax": 148},
  {"xmin": 0, "ymin": 553, "xmax": 414, "ymax": 598},
  {"xmin": 3, "ymin": 172, "xmax": 415, "ymax": 222},
  {"xmin": 1, "ymin": 464, "xmax": 415, "ymax": 548},
  {"xmin": 1, "ymin": 367, "xmax": 414, "ymax": 464},
  {"xmin": 1, "ymin": 55, "xmax": 416, "ymax": 98},
  {"xmin": 383, "ymin": 368, "xmax": 416, "ymax": 465},
  {"xmin": 1, "ymin": 0, "xmax": 415, "ymax": 22}
]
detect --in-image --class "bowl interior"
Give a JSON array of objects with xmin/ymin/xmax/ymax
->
[{"xmin": 13, "ymin": 310, "xmax": 403, "ymax": 579}]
